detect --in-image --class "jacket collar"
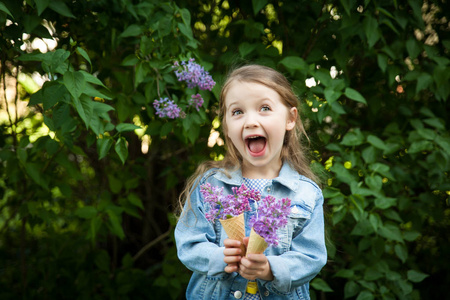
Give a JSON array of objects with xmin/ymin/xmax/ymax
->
[{"xmin": 212, "ymin": 161, "xmax": 300, "ymax": 192}]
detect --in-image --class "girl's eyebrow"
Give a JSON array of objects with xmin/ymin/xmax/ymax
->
[{"xmin": 226, "ymin": 101, "xmax": 241, "ymax": 110}]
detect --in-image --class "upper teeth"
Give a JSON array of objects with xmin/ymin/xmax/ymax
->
[{"xmin": 248, "ymin": 136, "xmax": 260, "ymax": 139}]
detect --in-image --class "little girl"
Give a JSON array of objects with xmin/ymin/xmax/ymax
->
[{"xmin": 175, "ymin": 65, "xmax": 327, "ymax": 299}]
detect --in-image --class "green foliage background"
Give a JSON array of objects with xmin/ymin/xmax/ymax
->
[{"xmin": 1, "ymin": 0, "xmax": 449, "ymax": 299}]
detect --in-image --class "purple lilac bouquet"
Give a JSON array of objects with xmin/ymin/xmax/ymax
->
[
  {"xmin": 200, "ymin": 183, "xmax": 260, "ymax": 221},
  {"xmin": 188, "ymin": 93, "xmax": 204, "ymax": 111},
  {"xmin": 153, "ymin": 59, "xmax": 214, "ymax": 119},
  {"xmin": 153, "ymin": 97, "xmax": 182, "ymax": 119},
  {"xmin": 173, "ymin": 59, "xmax": 216, "ymax": 91},
  {"xmin": 249, "ymin": 195, "xmax": 291, "ymax": 246}
]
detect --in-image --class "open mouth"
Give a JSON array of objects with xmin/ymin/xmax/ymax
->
[{"xmin": 245, "ymin": 135, "xmax": 266, "ymax": 155}]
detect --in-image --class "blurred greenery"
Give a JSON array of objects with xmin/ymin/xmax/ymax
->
[{"xmin": 0, "ymin": 0, "xmax": 449, "ymax": 299}]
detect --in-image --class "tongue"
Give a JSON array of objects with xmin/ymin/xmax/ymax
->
[{"xmin": 248, "ymin": 138, "xmax": 265, "ymax": 153}]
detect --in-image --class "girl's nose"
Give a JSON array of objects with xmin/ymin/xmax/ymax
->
[{"xmin": 244, "ymin": 113, "xmax": 259, "ymax": 128}]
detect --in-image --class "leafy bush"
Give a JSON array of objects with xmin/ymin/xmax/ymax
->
[{"xmin": 1, "ymin": 0, "xmax": 449, "ymax": 299}]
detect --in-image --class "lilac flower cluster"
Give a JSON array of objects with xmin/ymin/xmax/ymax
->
[
  {"xmin": 153, "ymin": 97, "xmax": 182, "ymax": 119},
  {"xmin": 188, "ymin": 94, "xmax": 204, "ymax": 111},
  {"xmin": 249, "ymin": 196, "xmax": 291, "ymax": 246},
  {"xmin": 173, "ymin": 59, "xmax": 216, "ymax": 91},
  {"xmin": 200, "ymin": 183, "xmax": 260, "ymax": 221}
]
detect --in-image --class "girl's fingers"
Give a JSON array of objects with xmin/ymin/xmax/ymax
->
[
  {"xmin": 224, "ymin": 263, "xmax": 239, "ymax": 273},
  {"xmin": 223, "ymin": 247, "xmax": 242, "ymax": 257},
  {"xmin": 223, "ymin": 238, "xmax": 242, "ymax": 248},
  {"xmin": 224, "ymin": 254, "xmax": 241, "ymax": 264}
]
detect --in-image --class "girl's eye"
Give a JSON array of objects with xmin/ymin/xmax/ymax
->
[
  {"xmin": 261, "ymin": 105, "xmax": 271, "ymax": 112},
  {"xmin": 232, "ymin": 109, "xmax": 243, "ymax": 116}
]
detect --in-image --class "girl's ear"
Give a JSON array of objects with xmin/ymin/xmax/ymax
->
[{"xmin": 286, "ymin": 107, "xmax": 297, "ymax": 131}]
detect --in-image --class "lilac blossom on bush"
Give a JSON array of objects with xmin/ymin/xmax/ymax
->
[
  {"xmin": 200, "ymin": 183, "xmax": 260, "ymax": 221},
  {"xmin": 249, "ymin": 196, "xmax": 291, "ymax": 246},
  {"xmin": 189, "ymin": 94, "xmax": 204, "ymax": 111},
  {"xmin": 173, "ymin": 59, "xmax": 216, "ymax": 91},
  {"xmin": 153, "ymin": 97, "xmax": 182, "ymax": 119}
]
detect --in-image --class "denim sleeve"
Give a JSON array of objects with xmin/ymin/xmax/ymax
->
[
  {"xmin": 264, "ymin": 188, "xmax": 327, "ymax": 294},
  {"xmin": 175, "ymin": 183, "xmax": 227, "ymax": 276}
]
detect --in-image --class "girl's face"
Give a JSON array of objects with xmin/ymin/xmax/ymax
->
[{"xmin": 224, "ymin": 81, "xmax": 297, "ymax": 179}]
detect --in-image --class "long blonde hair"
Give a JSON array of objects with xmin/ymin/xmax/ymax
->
[{"xmin": 177, "ymin": 64, "xmax": 319, "ymax": 216}]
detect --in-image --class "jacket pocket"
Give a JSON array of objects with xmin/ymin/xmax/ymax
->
[
  {"xmin": 277, "ymin": 204, "xmax": 312, "ymax": 251},
  {"xmin": 198, "ymin": 273, "xmax": 231, "ymax": 300}
]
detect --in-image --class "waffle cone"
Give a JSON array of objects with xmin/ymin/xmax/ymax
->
[
  {"xmin": 246, "ymin": 228, "xmax": 268, "ymax": 255},
  {"xmin": 219, "ymin": 213, "xmax": 246, "ymax": 255}
]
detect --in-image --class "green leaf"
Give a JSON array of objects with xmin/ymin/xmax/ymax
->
[
  {"xmin": 379, "ymin": 223, "xmax": 403, "ymax": 242},
  {"xmin": 180, "ymin": 8, "xmax": 191, "ymax": 26},
  {"xmin": 395, "ymin": 244, "xmax": 408, "ymax": 263},
  {"xmin": 365, "ymin": 175, "xmax": 382, "ymax": 191},
  {"xmin": 178, "ymin": 22, "xmax": 193, "ymax": 39},
  {"xmin": 423, "ymin": 117, "xmax": 445, "ymax": 130},
  {"xmin": 49, "ymin": 1, "xmax": 75, "ymax": 18},
  {"xmin": 128, "ymin": 193, "xmax": 144, "ymax": 210},
  {"xmin": 344, "ymin": 281, "xmax": 360, "ymax": 298},
  {"xmin": 95, "ymin": 250, "xmax": 110, "ymax": 272},
  {"xmin": 356, "ymin": 290, "xmax": 375, "ymax": 300},
  {"xmin": 340, "ymin": 0, "xmax": 351, "ymax": 16},
  {"xmin": 120, "ymin": 24, "xmax": 142, "ymax": 37},
  {"xmin": 252, "ymin": 0, "xmax": 268, "ymax": 15},
  {"xmin": 0, "ymin": 2, "xmax": 14, "ymax": 17},
  {"xmin": 406, "ymin": 39, "xmax": 421, "ymax": 59},
  {"xmin": 364, "ymin": 15, "xmax": 380, "ymax": 48},
  {"xmin": 324, "ymin": 88, "xmax": 342, "ymax": 105},
  {"xmin": 107, "ymin": 209, "xmax": 125, "ymax": 239},
  {"xmin": 351, "ymin": 218, "xmax": 374, "ymax": 236},
  {"xmin": 408, "ymin": 140, "xmax": 433, "ymax": 153},
  {"xmin": 35, "ymin": 0, "xmax": 50, "ymax": 15},
  {"xmin": 374, "ymin": 196, "xmax": 397, "ymax": 209},
  {"xmin": 42, "ymin": 81, "xmax": 69, "ymax": 110},
  {"xmin": 160, "ymin": 122, "xmax": 173, "ymax": 137},
  {"xmin": 135, "ymin": 61, "xmax": 148, "ymax": 88},
  {"xmin": 330, "ymin": 163, "xmax": 356, "ymax": 185},
  {"xmin": 81, "ymin": 71, "xmax": 107, "ymax": 88},
  {"xmin": 73, "ymin": 94, "xmax": 93, "ymax": 128},
  {"xmin": 239, "ymin": 42, "xmax": 257, "ymax": 58},
  {"xmin": 76, "ymin": 47, "xmax": 92, "ymax": 69},
  {"xmin": 115, "ymin": 137, "xmax": 128, "ymax": 164},
  {"xmin": 75, "ymin": 206, "xmax": 98, "ymax": 219},
  {"xmin": 121, "ymin": 54, "xmax": 139, "ymax": 66},
  {"xmin": 377, "ymin": 53, "xmax": 388, "ymax": 73},
  {"xmin": 364, "ymin": 268, "xmax": 383, "ymax": 281},
  {"xmin": 97, "ymin": 137, "xmax": 114, "ymax": 160},
  {"xmin": 329, "ymin": 101, "xmax": 346, "ymax": 114},
  {"xmin": 367, "ymin": 135, "xmax": 388, "ymax": 151},
  {"xmin": 362, "ymin": 146, "xmax": 377, "ymax": 164},
  {"xmin": 323, "ymin": 187, "xmax": 342, "ymax": 198},
  {"xmin": 345, "ymin": 87, "xmax": 367, "ymax": 104},
  {"xmin": 403, "ymin": 230, "xmax": 421, "ymax": 241},
  {"xmin": 186, "ymin": 124, "xmax": 200, "ymax": 144},
  {"xmin": 369, "ymin": 213, "xmax": 382, "ymax": 232},
  {"xmin": 116, "ymin": 123, "xmax": 140, "ymax": 133},
  {"xmin": 279, "ymin": 56, "xmax": 308, "ymax": 71},
  {"xmin": 25, "ymin": 162, "xmax": 48, "ymax": 189},
  {"xmin": 310, "ymin": 278, "xmax": 333, "ymax": 292},
  {"xmin": 407, "ymin": 270, "xmax": 429, "ymax": 283},
  {"xmin": 64, "ymin": 70, "xmax": 86, "ymax": 100},
  {"xmin": 341, "ymin": 128, "xmax": 364, "ymax": 146},
  {"xmin": 39, "ymin": 49, "xmax": 70, "ymax": 75},
  {"xmin": 416, "ymin": 73, "xmax": 433, "ymax": 93}
]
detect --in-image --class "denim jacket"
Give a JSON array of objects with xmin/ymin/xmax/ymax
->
[{"xmin": 175, "ymin": 162, "xmax": 327, "ymax": 300}]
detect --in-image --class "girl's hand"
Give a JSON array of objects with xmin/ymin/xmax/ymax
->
[
  {"xmin": 239, "ymin": 237, "xmax": 274, "ymax": 281},
  {"xmin": 223, "ymin": 238, "xmax": 243, "ymax": 273}
]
